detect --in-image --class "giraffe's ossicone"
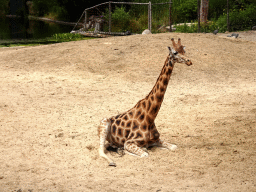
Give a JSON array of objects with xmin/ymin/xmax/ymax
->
[{"xmin": 98, "ymin": 40, "xmax": 192, "ymax": 166}]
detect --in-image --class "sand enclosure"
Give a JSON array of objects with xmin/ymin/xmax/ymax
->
[{"xmin": 0, "ymin": 32, "xmax": 256, "ymax": 191}]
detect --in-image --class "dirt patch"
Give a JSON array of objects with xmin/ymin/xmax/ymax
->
[{"xmin": 0, "ymin": 32, "xmax": 256, "ymax": 191}]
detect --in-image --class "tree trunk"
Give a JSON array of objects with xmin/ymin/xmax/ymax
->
[{"xmin": 200, "ymin": 0, "xmax": 209, "ymax": 23}]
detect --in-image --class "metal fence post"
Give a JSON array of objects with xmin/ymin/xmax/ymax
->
[
  {"xmin": 148, "ymin": 1, "xmax": 152, "ymax": 32},
  {"xmin": 109, "ymin": 1, "xmax": 112, "ymax": 32},
  {"xmin": 227, "ymin": 0, "xmax": 230, "ymax": 32},
  {"xmin": 197, "ymin": 0, "xmax": 201, "ymax": 33},
  {"xmin": 84, "ymin": 10, "xmax": 87, "ymax": 31},
  {"xmin": 169, "ymin": 0, "xmax": 172, "ymax": 32}
]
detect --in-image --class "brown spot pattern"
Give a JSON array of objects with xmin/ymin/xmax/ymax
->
[
  {"xmin": 118, "ymin": 128, "xmax": 123, "ymax": 137},
  {"xmin": 128, "ymin": 132, "xmax": 134, "ymax": 140},
  {"xmin": 142, "ymin": 101, "xmax": 146, "ymax": 109},
  {"xmin": 136, "ymin": 110, "xmax": 141, "ymax": 118},
  {"xmin": 156, "ymin": 94, "xmax": 163, "ymax": 102},
  {"xmin": 163, "ymin": 78, "xmax": 168, "ymax": 86},
  {"xmin": 125, "ymin": 130, "xmax": 130, "ymax": 138},
  {"xmin": 146, "ymin": 116, "xmax": 154, "ymax": 125},
  {"xmin": 112, "ymin": 125, "xmax": 117, "ymax": 135},
  {"xmin": 116, "ymin": 120, "xmax": 121, "ymax": 126},
  {"xmin": 147, "ymin": 100, "xmax": 151, "ymax": 111},
  {"xmin": 135, "ymin": 131, "xmax": 143, "ymax": 139},
  {"xmin": 128, "ymin": 111, "xmax": 133, "ymax": 118},
  {"xmin": 132, "ymin": 121, "xmax": 139, "ymax": 131},
  {"xmin": 142, "ymin": 125, "xmax": 147, "ymax": 131},
  {"xmin": 126, "ymin": 121, "xmax": 132, "ymax": 128}
]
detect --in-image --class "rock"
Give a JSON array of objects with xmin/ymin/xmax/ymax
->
[{"xmin": 142, "ymin": 29, "xmax": 152, "ymax": 35}]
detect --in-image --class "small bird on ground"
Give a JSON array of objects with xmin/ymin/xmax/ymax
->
[
  {"xmin": 231, "ymin": 33, "xmax": 239, "ymax": 38},
  {"xmin": 227, "ymin": 33, "xmax": 239, "ymax": 38},
  {"xmin": 213, "ymin": 29, "xmax": 219, "ymax": 35}
]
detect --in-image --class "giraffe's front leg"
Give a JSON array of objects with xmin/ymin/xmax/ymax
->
[
  {"xmin": 124, "ymin": 142, "xmax": 148, "ymax": 157},
  {"xmin": 155, "ymin": 139, "xmax": 177, "ymax": 151}
]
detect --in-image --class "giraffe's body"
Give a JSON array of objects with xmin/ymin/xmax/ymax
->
[{"xmin": 98, "ymin": 41, "xmax": 192, "ymax": 166}]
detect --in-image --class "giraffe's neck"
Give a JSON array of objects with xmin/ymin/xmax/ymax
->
[{"xmin": 133, "ymin": 56, "xmax": 174, "ymax": 124}]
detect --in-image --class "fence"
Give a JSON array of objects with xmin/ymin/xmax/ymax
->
[
  {"xmin": 172, "ymin": 0, "xmax": 256, "ymax": 33},
  {"xmin": 71, "ymin": 0, "xmax": 256, "ymax": 35},
  {"xmin": 71, "ymin": 1, "xmax": 172, "ymax": 35}
]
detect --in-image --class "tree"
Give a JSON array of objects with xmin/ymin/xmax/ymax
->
[{"xmin": 200, "ymin": 0, "xmax": 209, "ymax": 23}]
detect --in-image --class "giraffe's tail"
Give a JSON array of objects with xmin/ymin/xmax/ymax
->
[{"xmin": 98, "ymin": 118, "xmax": 116, "ymax": 167}]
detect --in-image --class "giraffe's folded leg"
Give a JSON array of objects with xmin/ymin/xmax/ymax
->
[
  {"xmin": 124, "ymin": 143, "xmax": 148, "ymax": 157},
  {"xmin": 98, "ymin": 118, "xmax": 116, "ymax": 166},
  {"xmin": 155, "ymin": 139, "xmax": 177, "ymax": 151}
]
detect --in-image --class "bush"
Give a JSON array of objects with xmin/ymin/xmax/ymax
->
[
  {"xmin": 174, "ymin": 23, "xmax": 198, "ymax": 33},
  {"xmin": 0, "ymin": 0, "xmax": 10, "ymax": 17},
  {"xmin": 104, "ymin": 6, "xmax": 131, "ymax": 32},
  {"xmin": 52, "ymin": 33, "xmax": 85, "ymax": 41},
  {"xmin": 217, "ymin": 4, "xmax": 256, "ymax": 31},
  {"xmin": 172, "ymin": 0, "xmax": 198, "ymax": 23},
  {"xmin": 174, "ymin": 21, "xmax": 218, "ymax": 33}
]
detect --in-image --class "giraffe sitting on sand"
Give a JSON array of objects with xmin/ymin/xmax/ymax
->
[{"xmin": 98, "ymin": 39, "xmax": 192, "ymax": 166}]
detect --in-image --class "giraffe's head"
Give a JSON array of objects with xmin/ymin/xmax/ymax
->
[
  {"xmin": 167, "ymin": 46, "xmax": 192, "ymax": 66},
  {"xmin": 171, "ymin": 38, "xmax": 186, "ymax": 55}
]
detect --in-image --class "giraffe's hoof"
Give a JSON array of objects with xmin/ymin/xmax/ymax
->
[
  {"xmin": 169, "ymin": 144, "xmax": 177, "ymax": 151},
  {"xmin": 109, "ymin": 162, "xmax": 116, "ymax": 167},
  {"xmin": 140, "ymin": 152, "xmax": 149, "ymax": 158}
]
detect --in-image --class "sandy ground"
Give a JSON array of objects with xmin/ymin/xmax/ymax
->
[{"xmin": 0, "ymin": 32, "xmax": 256, "ymax": 192}]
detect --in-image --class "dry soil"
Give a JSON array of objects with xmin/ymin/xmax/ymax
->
[{"xmin": 0, "ymin": 32, "xmax": 256, "ymax": 192}]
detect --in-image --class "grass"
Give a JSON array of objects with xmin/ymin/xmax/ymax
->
[
  {"xmin": 0, "ymin": 33, "xmax": 94, "ymax": 48},
  {"xmin": 173, "ymin": 21, "xmax": 219, "ymax": 33}
]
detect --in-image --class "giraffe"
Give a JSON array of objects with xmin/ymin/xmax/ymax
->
[
  {"xmin": 171, "ymin": 38, "xmax": 186, "ymax": 55},
  {"xmin": 98, "ymin": 43, "xmax": 192, "ymax": 166}
]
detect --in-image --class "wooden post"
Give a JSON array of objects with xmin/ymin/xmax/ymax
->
[
  {"xmin": 84, "ymin": 10, "xmax": 87, "ymax": 31},
  {"xmin": 197, "ymin": 0, "xmax": 200, "ymax": 33},
  {"xmin": 169, "ymin": 0, "xmax": 172, "ymax": 32},
  {"xmin": 148, "ymin": 1, "xmax": 152, "ymax": 32},
  {"xmin": 109, "ymin": 1, "xmax": 112, "ymax": 32},
  {"xmin": 227, "ymin": 0, "xmax": 230, "ymax": 32}
]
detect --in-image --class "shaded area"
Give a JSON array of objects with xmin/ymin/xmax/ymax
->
[{"xmin": 0, "ymin": 39, "xmax": 60, "ymax": 47}]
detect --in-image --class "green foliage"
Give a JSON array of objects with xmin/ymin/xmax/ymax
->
[
  {"xmin": 32, "ymin": 0, "xmax": 67, "ymax": 20},
  {"xmin": 104, "ymin": 6, "xmax": 131, "ymax": 32},
  {"xmin": 51, "ymin": 33, "xmax": 86, "ymax": 41},
  {"xmin": 208, "ymin": 0, "xmax": 227, "ymax": 19},
  {"xmin": 174, "ymin": 23, "xmax": 197, "ymax": 33},
  {"xmin": 174, "ymin": 21, "xmax": 218, "ymax": 33},
  {"xmin": 112, "ymin": 6, "xmax": 131, "ymax": 32},
  {"xmin": 0, "ymin": 33, "xmax": 94, "ymax": 47},
  {"xmin": 172, "ymin": 0, "xmax": 198, "ymax": 23},
  {"xmin": 217, "ymin": 4, "xmax": 256, "ymax": 31},
  {"xmin": 0, "ymin": 0, "xmax": 10, "ymax": 16}
]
